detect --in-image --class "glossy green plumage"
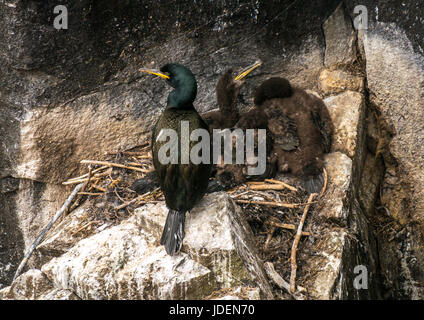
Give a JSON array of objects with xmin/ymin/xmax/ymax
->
[
  {"xmin": 160, "ymin": 63, "xmax": 197, "ymax": 110},
  {"xmin": 150, "ymin": 63, "xmax": 211, "ymax": 255},
  {"xmin": 152, "ymin": 107, "xmax": 211, "ymax": 211}
]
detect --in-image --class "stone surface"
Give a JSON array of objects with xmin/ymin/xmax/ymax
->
[
  {"xmin": 41, "ymin": 218, "xmax": 212, "ymax": 300},
  {"xmin": 38, "ymin": 192, "xmax": 272, "ymax": 300},
  {"xmin": 307, "ymin": 229, "xmax": 347, "ymax": 299},
  {"xmin": 320, "ymin": 152, "xmax": 353, "ymax": 221},
  {"xmin": 324, "ymin": 91, "xmax": 365, "ymax": 158},
  {"xmin": 362, "ymin": 21, "xmax": 424, "ymax": 299},
  {"xmin": 2, "ymin": 0, "xmax": 424, "ymax": 300},
  {"xmin": 319, "ymin": 69, "xmax": 364, "ymax": 96},
  {"xmin": 0, "ymin": 269, "xmax": 52, "ymax": 300},
  {"xmin": 0, "ymin": 0, "xmax": 343, "ymax": 287},
  {"xmin": 14, "ymin": 90, "xmax": 152, "ymax": 184},
  {"xmin": 363, "ymin": 22, "xmax": 424, "ymax": 224},
  {"xmin": 36, "ymin": 199, "xmax": 107, "ymax": 261},
  {"xmin": 38, "ymin": 288, "xmax": 80, "ymax": 300},
  {"xmin": 305, "ymin": 150, "xmax": 380, "ymax": 299},
  {"xmin": 323, "ymin": 2, "xmax": 358, "ymax": 68},
  {"xmin": 206, "ymin": 287, "xmax": 261, "ymax": 300}
]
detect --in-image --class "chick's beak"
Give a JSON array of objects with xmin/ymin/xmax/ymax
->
[
  {"xmin": 139, "ymin": 68, "xmax": 170, "ymax": 80},
  {"xmin": 234, "ymin": 60, "xmax": 262, "ymax": 81}
]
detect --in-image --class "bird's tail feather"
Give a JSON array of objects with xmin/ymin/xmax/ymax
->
[
  {"xmin": 160, "ymin": 209, "xmax": 186, "ymax": 256},
  {"xmin": 302, "ymin": 173, "xmax": 324, "ymax": 194}
]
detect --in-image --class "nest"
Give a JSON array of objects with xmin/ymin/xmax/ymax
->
[
  {"xmin": 60, "ymin": 143, "xmax": 328, "ymax": 299},
  {"xmin": 62, "ymin": 143, "xmax": 163, "ymax": 237}
]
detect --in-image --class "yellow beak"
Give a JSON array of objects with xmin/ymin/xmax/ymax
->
[
  {"xmin": 234, "ymin": 60, "xmax": 262, "ymax": 81},
  {"xmin": 139, "ymin": 68, "xmax": 170, "ymax": 80}
]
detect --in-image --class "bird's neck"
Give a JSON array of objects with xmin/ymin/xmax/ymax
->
[
  {"xmin": 166, "ymin": 82, "xmax": 197, "ymax": 110},
  {"xmin": 217, "ymin": 86, "xmax": 240, "ymax": 125}
]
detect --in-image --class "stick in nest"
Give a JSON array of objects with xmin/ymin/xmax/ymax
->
[
  {"xmin": 71, "ymin": 220, "xmax": 101, "ymax": 237},
  {"xmin": 319, "ymin": 168, "xmax": 328, "ymax": 199},
  {"xmin": 263, "ymin": 226, "xmax": 276, "ymax": 251},
  {"xmin": 64, "ymin": 165, "xmax": 109, "ymax": 182},
  {"xmin": 13, "ymin": 183, "xmax": 84, "ymax": 281},
  {"xmin": 264, "ymin": 179, "xmax": 298, "ymax": 192},
  {"xmin": 70, "ymin": 166, "xmax": 93, "ymax": 212},
  {"xmin": 77, "ymin": 192, "xmax": 104, "ymax": 196},
  {"xmin": 248, "ymin": 184, "xmax": 291, "ymax": 191},
  {"xmin": 289, "ymin": 193, "xmax": 317, "ymax": 294},
  {"xmin": 80, "ymin": 160, "xmax": 150, "ymax": 173},
  {"xmin": 264, "ymin": 262, "xmax": 306, "ymax": 300},
  {"xmin": 235, "ymin": 199, "xmax": 298, "ymax": 208},
  {"xmin": 265, "ymin": 219, "xmax": 311, "ymax": 236},
  {"xmin": 62, "ymin": 168, "xmax": 112, "ymax": 185}
]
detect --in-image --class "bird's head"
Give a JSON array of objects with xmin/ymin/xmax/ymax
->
[
  {"xmin": 140, "ymin": 63, "xmax": 197, "ymax": 109},
  {"xmin": 216, "ymin": 60, "xmax": 262, "ymax": 109}
]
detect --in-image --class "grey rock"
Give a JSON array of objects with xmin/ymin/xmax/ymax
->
[
  {"xmin": 38, "ymin": 288, "xmax": 80, "ymax": 300},
  {"xmin": 0, "ymin": 1, "xmax": 342, "ymax": 287},
  {"xmin": 363, "ymin": 21, "xmax": 424, "ymax": 298},
  {"xmin": 321, "ymin": 152, "xmax": 353, "ymax": 221},
  {"xmin": 2, "ymin": 0, "xmax": 424, "ymax": 300},
  {"xmin": 319, "ymin": 69, "xmax": 364, "ymax": 96},
  {"xmin": 323, "ymin": 2, "xmax": 358, "ymax": 68},
  {"xmin": 324, "ymin": 91, "xmax": 365, "ymax": 158},
  {"xmin": 0, "ymin": 269, "xmax": 52, "ymax": 300},
  {"xmin": 38, "ymin": 192, "xmax": 272, "ymax": 300}
]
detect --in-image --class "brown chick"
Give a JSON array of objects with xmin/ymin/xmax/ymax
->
[
  {"xmin": 203, "ymin": 61, "xmax": 264, "ymax": 190},
  {"xmin": 203, "ymin": 60, "xmax": 263, "ymax": 132},
  {"xmin": 254, "ymin": 77, "xmax": 334, "ymax": 193}
]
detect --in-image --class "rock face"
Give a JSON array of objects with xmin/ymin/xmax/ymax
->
[
  {"xmin": 319, "ymin": 69, "xmax": 364, "ymax": 96},
  {"xmin": 2, "ymin": 0, "xmax": 424, "ymax": 300},
  {"xmin": 0, "ymin": 0, "xmax": 341, "ymax": 288},
  {"xmin": 362, "ymin": 23, "xmax": 424, "ymax": 299},
  {"xmin": 323, "ymin": 2, "xmax": 357, "ymax": 68},
  {"xmin": 324, "ymin": 91, "xmax": 365, "ymax": 158},
  {"xmin": 0, "ymin": 269, "xmax": 79, "ymax": 300},
  {"xmin": 1, "ymin": 193, "xmax": 272, "ymax": 300}
]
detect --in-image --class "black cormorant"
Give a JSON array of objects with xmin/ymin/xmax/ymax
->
[
  {"xmin": 140, "ymin": 63, "xmax": 211, "ymax": 255},
  {"xmin": 254, "ymin": 77, "xmax": 334, "ymax": 193}
]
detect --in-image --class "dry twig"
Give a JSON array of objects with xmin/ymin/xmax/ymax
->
[
  {"xmin": 77, "ymin": 192, "xmax": 104, "ymax": 196},
  {"xmin": 80, "ymin": 160, "xmax": 150, "ymax": 173},
  {"xmin": 64, "ymin": 166, "xmax": 109, "ymax": 182},
  {"xmin": 264, "ymin": 226, "xmax": 276, "ymax": 251},
  {"xmin": 319, "ymin": 168, "xmax": 328, "ymax": 199},
  {"xmin": 248, "ymin": 184, "xmax": 291, "ymax": 191},
  {"xmin": 62, "ymin": 168, "xmax": 112, "ymax": 185},
  {"xmin": 264, "ymin": 179, "xmax": 298, "ymax": 192},
  {"xmin": 235, "ymin": 199, "xmax": 297, "ymax": 208},
  {"xmin": 289, "ymin": 193, "xmax": 317, "ymax": 294},
  {"xmin": 90, "ymin": 184, "xmax": 107, "ymax": 192},
  {"xmin": 264, "ymin": 262, "xmax": 305, "ymax": 300},
  {"xmin": 265, "ymin": 218, "xmax": 311, "ymax": 236},
  {"xmin": 13, "ymin": 183, "xmax": 84, "ymax": 280},
  {"xmin": 71, "ymin": 220, "xmax": 101, "ymax": 237}
]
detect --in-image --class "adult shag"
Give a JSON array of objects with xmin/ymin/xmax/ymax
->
[
  {"xmin": 140, "ymin": 63, "xmax": 211, "ymax": 255},
  {"xmin": 254, "ymin": 77, "xmax": 334, "ymax": 193},
  {"xmin": 203, "ymin": 60, "xmax": 262, "ymax": 132}
]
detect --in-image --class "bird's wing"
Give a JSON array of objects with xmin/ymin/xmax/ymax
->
[{"xmin": 267, "ymin": 114, "xmax": 300, "ymax": 151}]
